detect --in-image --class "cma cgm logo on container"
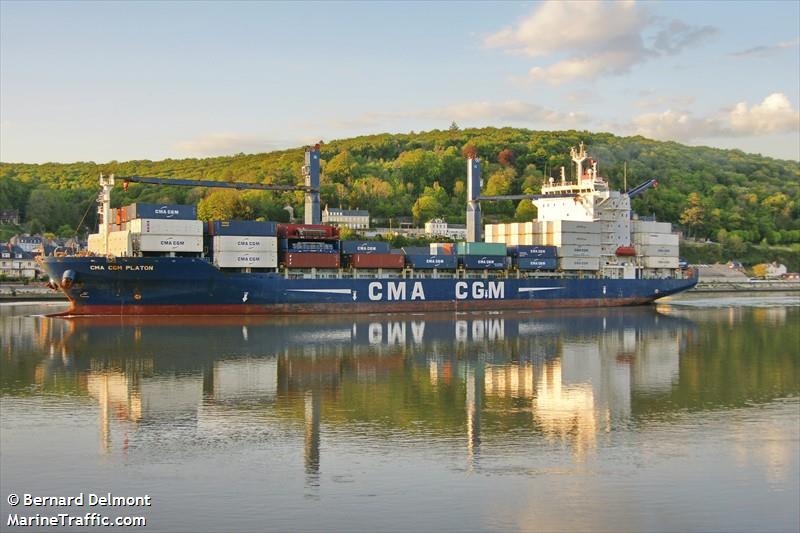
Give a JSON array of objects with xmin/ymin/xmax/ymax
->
[
  {"xmin": 159, "ymin": 238, "xmax": 186, "ymax": 248},
  {"xmin": 155, "ymin": 206, "xmax": 180, "ymax": 217}
]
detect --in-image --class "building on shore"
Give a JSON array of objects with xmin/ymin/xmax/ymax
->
[
  {"xmin": 322, "ymin": 207, "xmax": 370, "ymax": 229},
  {"xmin": 424, "ymin": 218, "xmax": 467, "ymax": 240},
  {"xmin": 0, "ymin": 244, "xmax": 37, "ymax": 279}
]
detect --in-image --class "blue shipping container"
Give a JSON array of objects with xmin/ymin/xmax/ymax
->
[
  {"xmin": 340, "ymin": 240, "xmax": 391, "ymax": 255},
  {"xmin": 405, "ymin": 255, "xmax": 458, "ymax": 269},
  {"xmin": 462, "ymin": 255, "xmax": 507, "ymax": 270},
  {"xmin": 516, "ymin": 257, "xmax": 558, "ymax": 270},
  {"xmin": 127, "ymin": 203, "xmax": 197, "ymax": 221},
  {"xmin": 211, "ymin": 220, "xmax": 277, "ymax": 237},
  {"xmin": 507, "ymin": 245, "xmax": 557, "ymax": 258}
]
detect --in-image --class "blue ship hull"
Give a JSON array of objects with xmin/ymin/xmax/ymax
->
[{"xmin": 41, "ymin": 256, "xmax": 698, "ymax": 316}]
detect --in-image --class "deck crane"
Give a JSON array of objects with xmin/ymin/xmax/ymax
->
[{"xmin": 95, "ymin": 145, "xmax": 321, "ymax": 253}]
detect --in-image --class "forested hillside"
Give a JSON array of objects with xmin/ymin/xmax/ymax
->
[{"xmin": 1, "ymin": 128, "xmax": 798, "ymax": 248}]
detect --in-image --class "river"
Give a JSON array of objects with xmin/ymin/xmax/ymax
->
[{"xmin": 1, "ymin": 295, "xmax": 798, "ymax": 532}]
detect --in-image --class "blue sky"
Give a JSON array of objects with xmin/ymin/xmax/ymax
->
[{"xmin": 1, "ymin": 1, "xmax": 798, "ymax": 163}]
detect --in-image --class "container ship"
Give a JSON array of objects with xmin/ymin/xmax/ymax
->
[{"xmin": 41, "ymin": 144, "xmax": 697, "ymax": 315}]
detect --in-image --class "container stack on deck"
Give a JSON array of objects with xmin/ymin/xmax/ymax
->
[
  {"xmin": 209, "ymin": 220, "xmax": 278, "ymax": 269},
  {"xmin": 88, "ymin": 202, "xmax": 203, "ymax": 257},
  {"xmin": 633, "ymin": 220, "xmax": 679, "ymax": 270},
  {"xmin": 341, "ymin": 240, "xmax": 403, "ymax": 269},
  {"xmin": 277, "ymin": 224, "xmax": 341, "ymax": 268}
]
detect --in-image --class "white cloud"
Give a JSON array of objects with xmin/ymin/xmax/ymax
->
[
  {"xmin": 173, "ymin": 133, "xmax": 291, "ymax": 157},
  {"xmin": 731, "ymin": 38, "xmax": 799, "ymax": 58},
  {"xmin": 728, "ymin": 93, "xmax": 800, "ymax": 135},
  {"xmin": 630, "ymin": 93, "xmax": 800, "ymax": 141},
  {"xmin": 485, "ymin": 0, "xmax": 716, "ymax": 84},
  {"xmin": 331, "ymin": 101, "xmax": 587, "ymax": 131}
]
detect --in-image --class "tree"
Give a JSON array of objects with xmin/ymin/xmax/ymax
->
[
  {"xmin": 680, "ymin": 192, "xmax": 705, "ymax": 238},
  {"xmin": 449, "ymin": 121, "xmax": 460, "ymax": 131},
  {"xmin": 411, "ymin": 182, "xmax": 448, "ymax": 224},
  {"xmin": 498, "ymin": 149, "xmax": 515, "ymax": 167},
  {"xmin": 197, "ymin": 190, "xmax": 252, "ymax": 221},
  {"xmin": 325, "ymin": 150, "xmax": 358, "ymax": 183},
  {"xmin": 514, "ymin": 200, "xmax": 537, "ymax": 222}
]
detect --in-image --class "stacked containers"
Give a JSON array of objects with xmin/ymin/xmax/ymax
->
[
  {"xmin": 484, "ymin": 221, "xmax": 545, "ymax": 245},
  {"xmin": 209, "ymin": 220, "xmax": 278, "ymax": 268},
  {"xmin": 127, "ymin": 206, "xmax": 203, "ymax": 254},
  {"xmin": 632, "ymin": 220, "xmax": 679, "ymax": 268},
  {"xmin": 507, "ymin": 245, "xmax": 558, "ymax": 270},
  {"xmin": 457, "ymin": 242, "xmax": 506, "ymax": 270},
  {"xmin": 340, "ymin": 240, "xmax": 402, "ymax": 269},
  {"xmin": 276, "ymin": 224, "xmax": 340, "ymax": 268},
  {"xmin": 547, "ymin": 221, "xmax": 601, "ymax": 271}
]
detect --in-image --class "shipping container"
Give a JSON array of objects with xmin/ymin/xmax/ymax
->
[
  {"xmin": 507, "ymin": 245, "xmax": 557, "ymax": 258},
  {"xmin": 456, "ymin": 242, "xmax": 507, "ymax": 256},
  {"xmin": 284, "ymin": 252, "xmax": 340, "ymax": 268},
  {"xmin": 125, "ymin": 203, "xmax": 197, "ymax": 221},
  {"xmin": 643, "ymin": 256, "xmax": 679, "ymax": 269},
  {"xmin": 559, "ymin": 257, "xmax": 600, "ymax": 270},
  {"xmin": 556, "ymin": 245, "xmax": 602, "ymax": 258},
  {"xmin": 290, "ymin": 241, "xmax": 337, "ymax": 253},
  {"xmin": 636, "ymin": 244, "xmax": 679, "ymax": 257},
  {"xmin": 429, "ymin": 243, "xmax": 455, "ymax": 255},
  {"xmin": 401, "ymin": 246, "xmax": 431, "ymax": 256},
  {"xmin": 405, "ymin": 254, "xmax": 458, "ymax": 269},
  {"xmin": 515, "ymin": 257, "xmax": 558, "ymax": 270},
  {"xmin": 633, "ymin": 233, "xmax": 679, "ymax": 246},
  {"xmin": 277, "ymin": 224, "xmax": 339, "ymax": 240},
  {"xmin": 341, "ymin": 240, "xmax": 391, "ymax": 255},
  {"xmin": 462, "ymin": 255, "xmax": 507, "ymax": 270},
  {"xmin": 547, "ymin": 232, "xmax": 602, "ymax": 246},
  {"xmin": 632, "ymin": 220, "xmax": 672, "ymax": 234},
  {"xmin": 129, "ymin": 218, "xmax": 204, "ymax": 236},
  {"xmin": 137, "ymin": 234, "xmax": 203, "ymax": 253},
  {"xmin": 213, "ymin": 235, "xmax": 278, "ymax": 253},
  {"xmin": 214, "ymin": 251, "xmax": 278, "ymax": 268},
  {"xmin": 107, "ymin": 230, "xmax": 132, "ymax": 256},
  {"xmin": 546, "ymin": 220, "xmax": 601, "ymax": 234},
  {"xmin": 350, "ymin": 253, "xmax": 405, "ymax": 269},
  {"xmin": 209, "ymin": 220, "xmax": 277, "ymax": 237}
]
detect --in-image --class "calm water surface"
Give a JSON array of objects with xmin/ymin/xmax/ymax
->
[{"xmin": 1, "ymin": 295, "xmax": 798, "ymax": 532}]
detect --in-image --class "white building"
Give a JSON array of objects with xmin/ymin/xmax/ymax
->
[
  {"xmin": 322, "ymin": 207, "xmax": 370, "ymax": 229},
  {"xmin": 425, "ymin": 218, "xmax": 467, "ymax": 240},
  {"xmin": 0, "ymin": 245, "xmax": 37, "ymax": 279},
  {"xmin": 766, "ymin": 262, "xmax": 788, "ymax": 279}
]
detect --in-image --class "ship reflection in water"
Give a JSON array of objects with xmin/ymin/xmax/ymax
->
[{"xmin": 1, "ymin": 302, "xmax": 798, "ymax": 532}]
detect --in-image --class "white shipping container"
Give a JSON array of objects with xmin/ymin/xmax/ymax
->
[
  {"xmin": 128, "ymin": 218, "xmax": 203, "ymax": 236},
  {"xmin": 633, "ymin": 233, "xmax": 679, "ymax": 246},
  {"xmin": 87, "ymin": 233, "xmax": 104, "ymax": 254},
  {"xmin": 213, "ymin": 235, "xmax": 277, "ymax": 253},
  {"xmin": 138, "ymin": 234, "xmax": 203, "ymax": 252},
  {"xmin": 559, "ymin": 257, "xmax": 600, "ymax": 270},
  {"xmin": 214, "ymin": 251, "xmax": 278, "ymax": 268},
  {"xmin": 107, "ymin": 230, "xmax": 132, "ymax": 256},
  {"xmin": 557, "ymin": 244, "xmax": 602, "ymax": 258},
  {"xmin": 632, "ymin": 220, "xmax": 672, "ymax": 234},
  {"xmin": 547, "ymin": 220, "xmax": 601, "ymax": 234},
  {"xmin": 508, "ymin": 223, "xmax": 521, "ymax": 236},
  {"xmin": 643, "ymin": 256, "xmax": 679, "ymax": 269},
  {"xmin": 520, "ymin": 234, "xmax": 545, "ymax": 246},
  {"xmin": 549, "ymin": 232, "xmax": 602, "ymax": 246},
  {"xmin": 637, "ymin": 244, "xmax": 679, "ymax": 257}
]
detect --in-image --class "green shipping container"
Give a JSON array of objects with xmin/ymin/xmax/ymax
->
[{"xmin": 456, "ymin": 242, "xmax": 507, "ymax": 256}]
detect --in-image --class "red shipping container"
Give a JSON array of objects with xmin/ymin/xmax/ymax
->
[
  {"xmin": 277, "ymin": 224, "xmax": 339, "ymax": 240},
  {"xmin": 284, "ymin": 252, "xmax": 340, "ymax": 268},
  {"xmin": 350, "ymin": 253, "xmax": 405, "ymax": 269}
]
